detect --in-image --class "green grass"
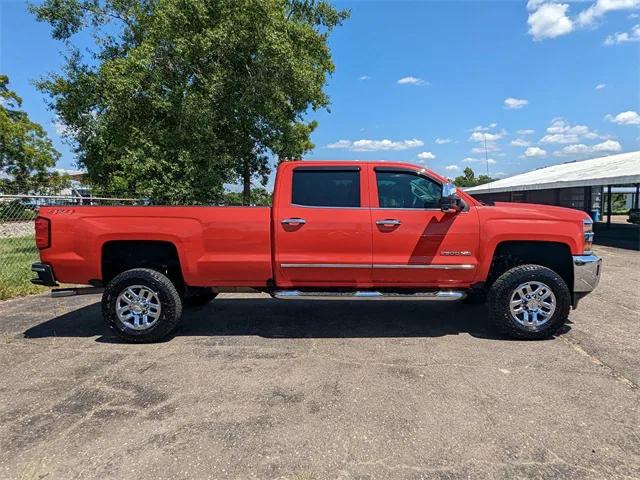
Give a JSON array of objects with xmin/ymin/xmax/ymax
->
[{"xmin": 0, "ymin": 235, "xmax": 45, "ymax": 301}]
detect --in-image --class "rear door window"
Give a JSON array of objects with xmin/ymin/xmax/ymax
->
[{"xmin": 292, "ymin": 169, "xmax": 360, "ymax": 208}]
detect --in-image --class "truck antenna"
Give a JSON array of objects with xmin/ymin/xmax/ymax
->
[{"xmin": 484, "ymin": 133, "xmax": 491, "ymax": 194}]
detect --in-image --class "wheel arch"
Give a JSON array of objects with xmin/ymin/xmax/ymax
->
[
  {"xmin": 101, "ymin": 240, "xmax": 184, "ymax": 289},
  {"xmin": 485, "ymin": 240, "xmax": 574, "ymax": 292}
]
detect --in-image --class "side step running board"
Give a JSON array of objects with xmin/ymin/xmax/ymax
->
[
  {"xmin": 51, "ymin": 287, "xmax": 104, "ymax": 298},
  {"xmin": 273, "ymin": 290, "xmax": 465, "ymax": 301}
]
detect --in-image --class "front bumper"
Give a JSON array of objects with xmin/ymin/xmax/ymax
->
[
  {"xmin": 572, "ymin": 254, "xmax": 602, "ymax": 305},
  {"xmin": 31, "ymin": 263, "xmax": 59, "ymax": 287}
]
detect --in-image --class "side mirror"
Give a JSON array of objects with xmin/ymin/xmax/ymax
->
[{"xmin": 440, "ymin": 182, "xmax": 462, "ymax": 213}]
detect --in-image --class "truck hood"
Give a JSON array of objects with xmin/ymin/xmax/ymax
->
[{"xmin": 488, "ymin": 202, "xmax": 589, "ymax": 223}]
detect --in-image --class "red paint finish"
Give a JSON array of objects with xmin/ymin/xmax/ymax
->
[{"xmin": 37, "ymin": 160, "xmax": 590, "ymax": 290}]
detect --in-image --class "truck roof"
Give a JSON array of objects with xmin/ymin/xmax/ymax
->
[{"xmin": 279, "ymin": 160, "xmax": 449, "ymax": 183}]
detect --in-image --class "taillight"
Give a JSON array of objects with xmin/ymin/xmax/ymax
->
[
  {"xmin": 35, "ymin": 216, "xmax": 51, "ymax": 249},
  {"xmin": 583, "ymin": 218, "xmax": 594, "ymax": 253}
]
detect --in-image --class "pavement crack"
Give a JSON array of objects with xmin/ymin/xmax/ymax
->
[{"xmin": 560, "ymin": 336, "xmax": 638, "ymax": 390}]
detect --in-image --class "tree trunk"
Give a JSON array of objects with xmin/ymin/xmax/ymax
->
[{"xmin": 242, "ymin": 160, "xmax": 251, "ymax": 205}]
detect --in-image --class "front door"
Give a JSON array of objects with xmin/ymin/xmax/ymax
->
[
  {"xmin": 274, "ymin": 165, "xmax": 372, "ymax": 288},
  {"xmin": 369, "ymin": 166, "xmax": 480, "ymax": 288}
]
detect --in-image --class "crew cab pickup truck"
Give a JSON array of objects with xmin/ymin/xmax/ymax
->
[{"xmin": 31, "ymin": 160, "xmax": 602, "ymax": 342}]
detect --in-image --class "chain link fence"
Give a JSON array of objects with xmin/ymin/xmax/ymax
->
[{"xmin": 0, "ymin": 194, "xmax": 140, "ymax": 300}]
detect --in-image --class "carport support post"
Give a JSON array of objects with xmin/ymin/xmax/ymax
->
[{"xmin": 607, "ymin": 185, "xmax": 612, "ymax": 228}]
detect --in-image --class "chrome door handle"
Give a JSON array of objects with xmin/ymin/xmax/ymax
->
[
  {"xmin": 376, "ymin": 219, "xmax": 401, "ymax": 226},
  {"xmin": 281, "ymin": 217, "xmax": 306, "ymax": 226}
]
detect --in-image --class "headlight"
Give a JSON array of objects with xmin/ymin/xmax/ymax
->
[{"xmin": 583, "ymin": 218, "xmax": 594, "ymax": 253}]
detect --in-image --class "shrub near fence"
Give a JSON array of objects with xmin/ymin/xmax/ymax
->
[{"xmin": 0, "ymin": 194, "xmax": 140, "ymax": 300}]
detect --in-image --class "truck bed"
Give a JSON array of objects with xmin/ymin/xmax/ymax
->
[{"xmin": 38, "ymin": 206, "xmax": 273, "ymax": 287}]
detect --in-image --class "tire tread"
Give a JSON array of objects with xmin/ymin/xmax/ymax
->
[
  {"xmin": 488, "ymin": 264, "xmax": 571, "ymax": 340},
  {"xmin": 102, "ymin": 268, "xmax": 182, "ymax": 343}
]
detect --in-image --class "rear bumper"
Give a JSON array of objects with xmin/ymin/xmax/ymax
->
[
  {"xmin": 572, "ymin": 254, "xmax": 601, "ymax": 307},
  {"xmin": 31, "ymin": 263, "xmax": 59, "ymax": 287}
]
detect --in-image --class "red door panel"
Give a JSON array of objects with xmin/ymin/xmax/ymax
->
[
  {"xmin": 274, "ymin": 165, "xmax": 372, "ymax": 288},
  {"xmin": 368, "ymin": 166, "xmax": 480, "ymax": 287}
]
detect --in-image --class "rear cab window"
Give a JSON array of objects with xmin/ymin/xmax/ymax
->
[{"xmin": 292, "ymin": 168, "xmax": 361, "ymax": 208}]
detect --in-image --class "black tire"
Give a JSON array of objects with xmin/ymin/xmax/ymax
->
[
  {"xmin": 488, "ymin": 264, "xmax": 571, "ymax": 340},
  {"xmin": 102, "ymin": 268, "xmax": 183, "ymax": 343},
  {"xmin": 184, "ymin": 289, "xmax": 218, "ymax": 307}
]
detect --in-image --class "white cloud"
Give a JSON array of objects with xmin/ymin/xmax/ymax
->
[
  {"xmin": 469, "ymin": 131, "xmax": 504, "ymax": 142},
  {"xmin": 540, "ymin": 133, "xmax": 580, "ymax": 144},
  {"xmin": 417, "ymin": 151, "xmax": 436, "ymax": 160},
  {"xmin": 595, "ymin": 83, "xmax": 607, "ymax": 89},
  {"xmin": 528, "ymin": 0, "xmax": 640, "ymax": 41},
  {"xmin": 604, "ymin": 24, "xmax": 640, "ymax": 44},
  {"xmin": 444, "ymin": 165, "xmax": 460, "ymax": 171},
  {"xmin": 528, "ymin": 3, "xmax": 574, "ymax": 40},
  {"xmin": 511, "ymin": 138, "xmax": 532, "ymax": 147},
  {"xmin": 578, "ymin": 0, "xmax": 640, "ymax": 27},
  {"xmin": 471, "ymin": 143, "xmax": 501, "ymax": 154},
  {"xmin": 517, "ymin": 129, "xmax": 535, "ymax": 135},
  {"xmin": 326, "ymin": 139, "xmax": 353, "ymax": 149},
  {"xmin": 539, "ymin": 118, "xmax": 602, "ymax": 144},
  {"xmin": 554, "ymin": 139, "xmax": 622, "ymax": 156},
  {"xmin": 397, "ymin": 76, "xmax": 427, "ymax": 86},
  {"xmin": 524, "ymin": 146, "xmax": 548, "ymax": 157},
  {"xmin": 327, "ymin": 138, "xmax": 424, "ymax": 151},
  {"xmin": 435, "ymin": 137, "xmax": 452, "ymax": 144},
  {"xmin": 359, "ymin": 75, "xmax": 371, "ymax": 81},
  {"xmin": 504, "ymin": 97, "xmax": 529, "ymax": 109},
  {"xmin": 593, "ymin": 139, "xmax": 623, "ymax": 152},
  {"xmin": 605, "ymin": 110, "xmax": 640, "ymax": 125},
  {"xmin": 463, "ymin": 156, "xmax": 496, "ymax": 164},
  {"xmin": 471, "ymin": 123, "xmax": 498, "ymax": 132}
]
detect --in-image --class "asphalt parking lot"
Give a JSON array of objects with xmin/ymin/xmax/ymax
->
[{"xmin": 0, "ymin": 245, "xmax": 638, "ymax": 480}]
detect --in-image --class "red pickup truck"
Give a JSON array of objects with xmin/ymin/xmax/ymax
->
[{"xmin": 31, "ymin": 160, "xmax": 601, "ymax": 342}]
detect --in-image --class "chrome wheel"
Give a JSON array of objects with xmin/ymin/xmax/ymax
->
[
  {"xmin": 509, "ymin": 281, "xmax": 556, "ymax": 331},
  {"xmin": 116, "ymin": 285, "xmax": 162, "ymax": 330}
]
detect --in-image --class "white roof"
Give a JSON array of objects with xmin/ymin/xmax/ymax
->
[{"xmin": 466, "ymin": 151, "xmax": 640, "ymax": 194}]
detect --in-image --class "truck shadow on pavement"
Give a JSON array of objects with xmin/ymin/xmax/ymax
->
[{"xmin": 23, "ymin": 298, "xmax": 571, "ymax": 342}]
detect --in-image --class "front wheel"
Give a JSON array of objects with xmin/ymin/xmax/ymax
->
[
  {"xmin": 488, "ymin": 264, "xmax": 571, "ymax": 340},
  {"xmin": 102, "ymin": 268, "xmax": 183, "ymax": 343}
]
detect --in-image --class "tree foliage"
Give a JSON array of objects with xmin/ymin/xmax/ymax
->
[
  {"xmin": 222, "ymin": 187, "xmax": 272, "ymax": 206},
  {"xmin": 0, "ymin": 75, "xmax": 67, "ymax": 194},
  {"xmin": 453, "ymin": 167, "xmax": 493, "ymax": 188},
  {"xmin": 31, "ymin": 0, "xmax": 349, "ymax": 204}
]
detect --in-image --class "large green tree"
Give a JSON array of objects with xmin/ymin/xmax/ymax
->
[
  {"xmin": 453, "ymin": 167, "xmax": 493, "ymax": 188},
  {"xmin": 0, "ymin": 75, "xmax": 66, "ymax": 194},
  {"xmin": 31, "ymin": 0, "xmax": 349, "ymax": 204}
]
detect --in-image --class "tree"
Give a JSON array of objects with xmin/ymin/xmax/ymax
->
[
  {"xmin": 31, "ymin": 0, "xmax": 349, "ymax": 204},
  {"xmin": 222, "ymin": 187, "xmax": 272, "ymax": 206},
  {"xmin": 0, "ymin": 75, "xmax": 67, "ymax": 194},
  {"xmin": 453, "ymin": 167, "xmax": 493, "ymax": 188}
]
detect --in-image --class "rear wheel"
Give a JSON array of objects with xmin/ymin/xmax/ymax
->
[
  {"xmin": 488, "ymin": 264, "xmax": 570, "ymax": 340},
  {"xmin": 102, "ymin": 268, "xmax": 183, "ymax": 343}
]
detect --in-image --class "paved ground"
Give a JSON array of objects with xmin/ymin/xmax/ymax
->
[{"xmin": 0, "ymin": 245, "xmax": 638, "ymax": 480}]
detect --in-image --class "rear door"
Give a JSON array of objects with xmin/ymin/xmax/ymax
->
[
  {"xmin": 368, "ymin": 166, "xmax": 480, "ymax": 287},
  {"xmin": 274, "ymin": 165, "xmax": 372, "ymax": 288}
]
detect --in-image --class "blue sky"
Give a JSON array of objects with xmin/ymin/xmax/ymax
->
[{"xmin": 1, "ymin": 0, "xmax": 639, "ymax": 182}]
